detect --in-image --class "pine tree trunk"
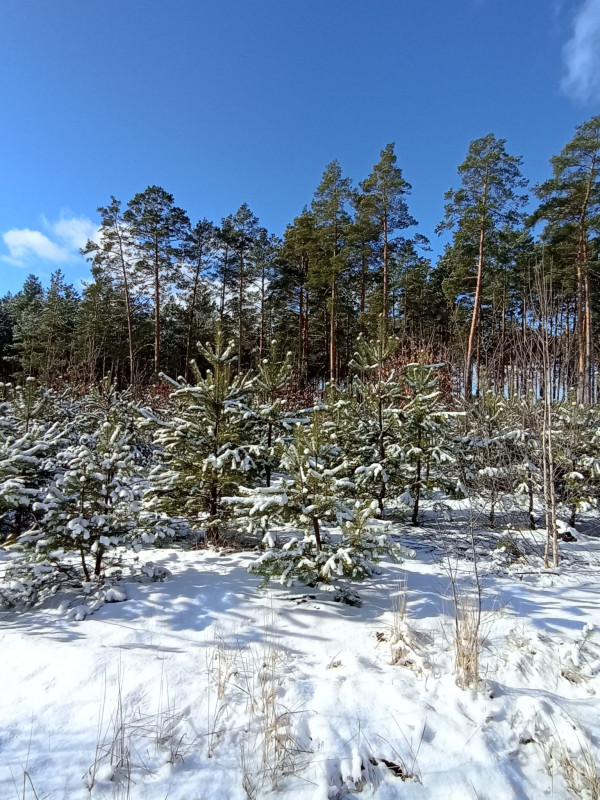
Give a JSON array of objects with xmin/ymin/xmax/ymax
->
[
  {"xmin": 94, "ymin": 546, "xmax": 104, "ymax": 577},
  {"xmin": 303, "ymin": 290, "xmax": 309, "ymax": 383},
  {"xmin": 465, "ymin": 180, "xmax": 488, "ymax": 397},
  {"xmin": 207, "ymin": 480, "xmax": 219, "ymax": 544},
  {"xmin": 330, "ymin": 215, "xmax": 340, "ymax": 384},
  {"xmin": 116, "ymin": 227, "xmax": 135, "ymax": 387},
  {"xmin": 259, "ymin": 261, "xmax": 266, "ymax": 359},
  {"xmin": 411, "ymin": 455, "xmax": 421, "ymax": 526},
  {"xmin": 238, "ymin": 252, "xmax": 244, "ymax": 373},
  {"xmin": 382, "ymin": 209, "xmax": 389, "ymax": 323},
  {"xmin": 360, "ymin": 250, "xmax": 366, "ymax": 333},
  {"xmin": 527, "ymin": 471, "xmax": 535, "ymax": 528},
  {"xmin": 266, "ymin": 421, "xmax": 272, "ymax": 487},
  {"xmin": 576, "ymin": 258, "xmax": 585, "ymax": 402},
  {"xmin": 220, "ymin": 266, "xmax": 226, "ymax": 327},
  {"xmin": 576, "ymin": 153, "xmax": 596, "ymax": 403},
  {"xmin": 185, "ymin": 248, "xmax": 203, "ymax": 381},
  {"xmin": 298, "ymin": 284, "xmax": 304, "ymax": 386},
  {"xmin": 312, "ymin": 516, "xmax": 322, "ymax": 551},
  {"xmin": 330, "ymin": 276, "xmax": 336, "ymax": 383},
  {"xmin": 153, "ymin": 239, "xmax": 161, "ymax": 382},
  {"xmin": 377, "ymin": 393, "xmax": 385, "ymax": 513},
  {"xmin": 585, "ymin": 271, "xmax": 594, "ymax": 402},
  {"xmin": 80, "ymin": 545, "xmax": 90, "ymax": 582}
]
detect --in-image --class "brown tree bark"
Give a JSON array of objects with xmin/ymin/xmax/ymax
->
[
  {"xmin": 259, "ymin": 259, "xmax": 266, "ymax": 359},
  {"xmin": 238, "ymin": 251, "xmax": 244, "ymax": 373},
  {"xmin": 575, "ymin": 153, "xmax": 596, "ymax": 403},
  {"xmin": 382, "ymin": 208, "xmax": 389, "ymax": 322},
  {"xmin": 465, "ymin": 177, "xmax": 488, "ymax": 397},
  {"xmin": 330, "ymin": 276, "xmax": 336, "ymax": 382},
  {"xmin": 115, "ymin": 226, "xmax": 136, "ymax": 387},
  {"xmin": 153, "ymin": 237, "xmax": 161, "ymax": 382},
  {"xmin": 184, "ymin": 243, "xmax": 204, "ymax": 381}
]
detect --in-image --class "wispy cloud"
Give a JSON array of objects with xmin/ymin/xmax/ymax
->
[
  {"xmin": 562, "ymin": 0, "xmax": 600, "ymax": 102},
  {"xmin": 2, "ymin": 215, "xmax": 99, "ymax": 267}
]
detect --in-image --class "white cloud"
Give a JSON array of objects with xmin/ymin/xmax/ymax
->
[
  {"xmin": 53, "ymin": 217, "xmax": 99, "ymax": 250},
  {"xmin": 2, "ymin": 229, "xmax": 71, "ymax": 265},
  {"xmin": 562, "ymin": 0, "xmax": 600, "ymax": 102},
  {"xmin": 2, "ymin": 215, "xmax": 99, "ymax": 267}
]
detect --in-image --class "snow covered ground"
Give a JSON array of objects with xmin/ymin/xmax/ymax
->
[{"xmin": 2, "ymin": 518, "xmax": 600, "ymax": 800}]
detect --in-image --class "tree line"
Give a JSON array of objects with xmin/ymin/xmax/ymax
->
[{"xmin": 1, "ymin": 115, "xmax": 599, "ymax": 402}]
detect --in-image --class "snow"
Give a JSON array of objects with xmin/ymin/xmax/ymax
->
[{"xmin": 1, "ymin": 519, "xmax": 600, "ymax": 799}]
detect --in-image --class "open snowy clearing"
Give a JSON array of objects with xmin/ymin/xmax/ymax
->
[{"xmin": 2, "ymin": 519, "xmax": 600, "ymax": 800}]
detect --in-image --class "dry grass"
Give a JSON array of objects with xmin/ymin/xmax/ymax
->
[
  {"xmin": 237, "ymin": 615, "xmax": 311, "ymax": 797},
  {"xmin": 545, "ymin": 733, "xmax": 600, "ymax": 800},
  {"xmin": 8, "ymin": 729, "xmax": 49, "ymax": 800},
  {"xmin": 84, "ymin": 665, "xmax": 199, "ymax": 798},
  {"xmin": 387, "ymin": 578, "xmax": 431, "ymax": 674},
  {"xmin": 453, "ymin": 590, "xmax": 482, "ymax": 690}
]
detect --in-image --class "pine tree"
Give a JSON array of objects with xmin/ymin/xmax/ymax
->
[
  {"xmin": 392, "ymin": 237, "xmax": 440, "ymax": 344},
  {"xmin": 37, "ymin": 270, "xmax": 79, "ymax": 383},
  {"xmin": 346, "ymin": 190, "xmax": 380, "ymax": 332},
  {"xmin": 220, "ymin": 204, "xmax": 265, "ymax": 371},
  {"xmin": 0, "ymin": 380, "xmax": 62, "ymax": 541},
  {"xmin": 83, "ymin": 197, "xmax": 139, "ymax": 385},
  {"xmin": 14, "ymin": 270, "xmax": 79, "ymax": 384},
  {"xmin": 74, "ymin": 266, "xmax": 126, "ymax": 385},
  {"xmin": 38, "ymin": 413, "xmax": 146, "ymax": 581},
  {"xmin": 281, "ymin": 209, "xmax": 320, "ymax": 384},
  {"xmin": 183, "ymin": 219, "xmax": 217, "ymax": 380},
  {"xmin": 244, "ymin": 405, "xmax": 399, "ymax": 590},
  {"xmin": 458, "ymin": 391, "xmax": 521, "ymax": 526},
  {"xmin": 311, "ymin": 161, "xmax": 353, "ymax": 382},
  {"xmin": 254, "ymin": 340, "xmax": 294, "ymax": 487},
  {"xmin": 437, "ymin": 135, "xmax": 528, "ymax": 397},
  {"xmin": 349, "ymin": 320, "xmax": 404, "ymax": 513},
  {"xmin": 256, "ymin": 232, "xmax": 281, "ymax": 360},
  {"xmin": 124, "ymin": 186, "xmax": 191, "ymax": 381},
  {"xmin": 141, "ymin": 326, "xmax": 256, "ymax": 544},
  {"xmin": 0, "ymin": 294, "xmax": 14, "ymax": 382},
  {"xmin": 553, "ymin": 399, "xmax": 600, "ymax": 527},
  {"xmin": 8, "ymin": 276, "xmax": 44, "ymax": 379},
  {"xmin": 400, "ymin": 363, "xmax": 457, "ymax": 525},
  {"xmin": 533, "ymin": 115, "xmax": 600, "ymax": 403},
  {"xmin": 360, "ymin": 143, "xmax": 416, "ymax": 324},
  {"xmin": 504, "ymin": 395, "xmax": 542, "ymax": 529}
]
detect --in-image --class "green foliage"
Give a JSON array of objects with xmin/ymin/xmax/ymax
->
[
  {"xmin": 349, "ymin": 320, "xmax": 404, "ymax": 511},
  {"xmin": 400, "ymin": 362, "xmax": 458, "ymax": 523},
  {"xmin": 37, "ymin": 417, "xmax": 146, "ymax": 581},
  {"xmin": 254, "ymin": 339, "xmax": 294, "ymax": 486},
  {"xmin": 140, "ymin": 325, "xmax": 256, "ymax": 543},
  {"xmin": 534, "ymin": 114, "xmax": 600, "ymax": 251},
  {"xmin": 241, "ymin": 405, "xmax": 401, "ymax": 588},
  {"xmin": 553, "ymin": 399, "xmax": 600, "ymax": 525},
  {"xmin": 0, "ymin": 379, "xmax": 63, "ymax": 541}
]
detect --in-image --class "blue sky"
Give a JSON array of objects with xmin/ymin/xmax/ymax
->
[{"xmin": 1, "ymin": 0, "xmax": 599, "ymax": 294}]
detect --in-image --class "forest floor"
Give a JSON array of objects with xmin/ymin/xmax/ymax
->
[{"xmin": 1, "ymin": 509, "xmax": 600, "ymax": 800}]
